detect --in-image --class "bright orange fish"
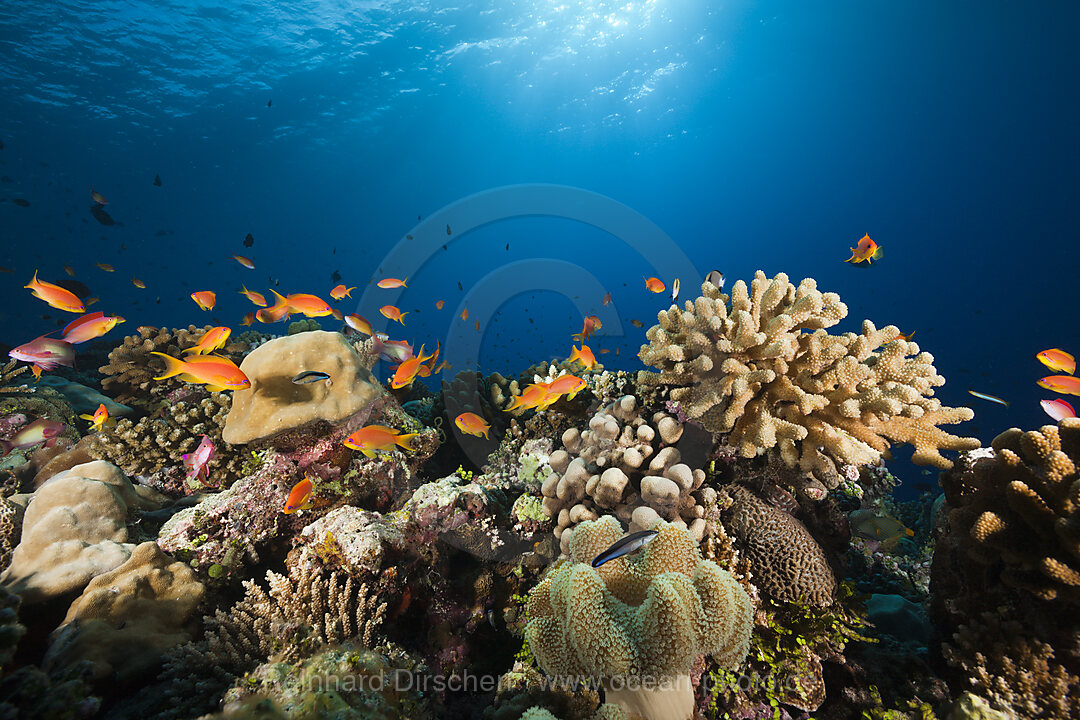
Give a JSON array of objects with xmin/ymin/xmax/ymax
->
[
  {"xmin": 1038, "ymin": 375, "xmax": 1080, "ymax": 397},
  {"xmin": 132, "ymin": 277, "xmax": 146, "ymax": 288},
  {"xmin": 79, "ymin": 403, "xmax": 111, "ymax": 432},
  {"xmin": 474, "ymin": 318, "xmax": 479, "ymax": 332},
  {"xmin": 381, "ymin": 305, "xmax": 408, "ymax": 325},
  {"xmin": 231, "ymin": 254, "xmax": 255, "ymax": 269},
  {"xmin": 845, "ymin": 234, "xmax": 883, "ymax": 264},
  {"xmin": 1037, "ymin": 348, "xmax": 1076, "ymax": 375},
  {"xmin": 461, "ymin": 307, "xmax": 469, "ymax": 321},
  {"xmin": 282, "ymin": 476, "xmax": 314, "ymax": 514},
  {"xmin": 151, "ymin": 353, "xmax": 251, "ymax": 392},
  {"xmin": 184, "ymin": 326, "xmax": 231, "ymax": 355},
  {"xmin": 64, "ymin": 265, "xmax": 76, "ymax": 277},
  {"xmin": 391, "ymin": 345, "xmax": 434, "ymax": 389},
  {"xmin": 377, "ymin": 277, "xmax": 408, "ymax": 289},
  {"xmin": 286, "ymin": 293, "xmax": 333, "ymax": 317},
  {"xmin": 573, "ymin": 315, "xmax": 602, "ymax": 341},
  {"xmin": 343, "ymin": 425, "xmax": 419, "ymax": 458},
  {"xmin": 540, "ymin": 374, "xmax": 587, "ymax": 408},
  {"xmin": 895, "ymin": 330, "xmax": 915, "ymax": 341},
  {"xmin": 96, "ymin": 263, "xmax": 114, "ymax": 272},
  {"xmin": 191, "ymin": 291, "xmax": 216, "ymax": 311},
  {"xmin": 568, "ymin": 343, "xmax": 597, "ymax": 370},
  {"xmin": 256, "ymin": 290, "xmax": 291, "ymax": 324},
  {"xmin": 344, "ymin": 313, "xmax": 372, "ymax": 336},
  {"xmin": 330, "ymin": 284, "xmax": 356, "ymax": 300},
  {"xmin": 435, "ymin": 300, "xmax": 445, "ymax": 310},
  {"xmin": 455, "ymin": 412, "xmax": 490, "ymax": 439},
  {"xmin": 62, "ymin": 311, "xmax": 125, "ymax": 344},
  {"xmin": 238, "ymin": 285, "xmax": 267, "ymax": 307},
  {"xmin": 505, "ymin": 383, "xmax": 550, "ymax": 413},
  {"xmin": 241, "ymin": 312, "xmax": 254, "ymax": 326},
  {"xmin": 644, "ymin": 277, "xmax": 665, "ymax": 293},
  {"xmin": 25, "ymin": 271, "xmax": 85, "ymax": 313}
]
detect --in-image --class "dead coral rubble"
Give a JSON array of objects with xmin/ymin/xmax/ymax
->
[{"xmin": 638, "ymin": 271, "xmax": 978, "ymax": 489}]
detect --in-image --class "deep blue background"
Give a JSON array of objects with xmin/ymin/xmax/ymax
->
[{"xmin": 1, "ymin": 1, "xmax": 1077, "ymax": 485}]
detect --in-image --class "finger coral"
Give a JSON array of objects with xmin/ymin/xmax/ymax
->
[
  {"xmin": 638, "ymin": 271, "xmax": 978, "ymax": 488},
  {"xmin": 525, "ymin": 515, "xmax": 753, "ymax": 720}
]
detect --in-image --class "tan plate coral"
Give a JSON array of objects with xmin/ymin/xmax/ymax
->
[
  {"xmin": 638, "ymin": 270, "xmax": 979, "ymax": 490},
  {"xmin": 525, "ymin": 515, "xmax": 753, "ymax": 720}
]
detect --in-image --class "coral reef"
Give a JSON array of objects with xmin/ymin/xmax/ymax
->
[
  {"xmin": 638, "ymin": 271, "xmax": 979, "ymax": 488},
  {"xmin": 223, "ymin": 331, "xmax": 381, "ymax": 446},
  {"xmin": 1, "ymin": 460, "xmax": 137, "ymax": 604},
  {"xmin": 721, "ymin": 484, "xmax": 837, "ymax": 606},
  {"xmin": 541, "ymin": 395, "xmax": 708, "ymax": 554},
  {"xmin": 44, "ymin": 541, "xmax": 206, "ymax": 684},
  {"xmin": 526, "ymin": 515, "xmax": 753, "ymax": 720}
]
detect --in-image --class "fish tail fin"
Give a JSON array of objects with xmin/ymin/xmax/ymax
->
[
  {"xmin": 872, "ymin": 246, "xmax": 884, "ymax": 261},
  {"xmin": 151, "ymin": 352, "xmax": 187, "ymax": 380},
  {"xmin": 395, "ymin": 433, "xmax": 419, "ymax": 452}
]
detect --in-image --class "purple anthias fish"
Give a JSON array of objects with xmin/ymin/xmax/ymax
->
[
  {"xmin": 0, "ymin": 417, "xmax": 65, "ymax": 455},
  {"xmin": 9, "ymin": 334, "xmax": 75, "ymax": 371},
  {"xmin": 371, "ymin": 334, "xmax": 414, "ymax": 364},
  {"xmin": 183, "ymin": 435, "xmax": 215, "ymax": 483}
]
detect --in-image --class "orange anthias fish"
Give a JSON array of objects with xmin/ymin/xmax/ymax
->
[
  {"xmin": 90, "ymin": 187, "xmax": 107, "ymax": 206},
  {"xmin": 96, "ymin": 263, "xmax": 114, "ymax": 272},
  {"xmin": 381, "ymin": 305, "xmax": 408, "ymax": 325},
  {"xmin": 573, "ymin": 315, "xmax": 602, "ymax": 342},
  {"xmin": 241, "ymin": 312, "xmax": 254, "ymax": 326},
  {"xmin": 391, "ymin": 345, "xmax": 435, "ymax": 389},
  {"xmin": 286, "ymin": 293, "xmax": 333, "ymax": 317},
  {"xmin": 343, "ymin": 425, "xmax": 419, "ymax": 458},
  {"xmin": 455, "ymin": 412, "xmax": 490, "ymax": 439},
  {"xmin": 474, "ymin": 318, "xmax": 479, "ymax": 332},
  {"xmin": 644, "ymin": 277, "xmax": 666, "ymax": 293},
  {"xmin": 895, "ymin": 330, "xmax": 916, "ymax": 342},
  {"xmin": 505, "ymin": 383, "xmax": 551, "ymax": 413},
  {"xmin": 377, "ymin": 277, "xmax": 408, "ymax": 289},
  {"xmin": 1037, "ymin": 348, "xmax": 1076, "ymax": 375},
  {"xmin": 330, "ymin": 284, "xmax": 356, "ymax": 300},
  {"xmin": 1041, "ymin": 399, "xmax": 1076, "ymax": 422},
  {"xmin": 461, "ymin": 307, "xmax": 469, "ymax": 321},
  {"xmin": 231, "ymin": 254, "xmax": 255, "ymax": 269},
  {"xmin": 79, "ymin": 403, "xmax": 112, "ymax": 432},
  {"xmin": 61, "ymin": 311, "xmax": 125, "ymax": 344},
  {"xmin": 151, "ymin": 353, "xmax": 251, "ymax": 392},
  {"xmin": 344, "ymin": 313, "xmax": 372, "ymax": 336},
  {"xmin": 282, "ymin": 475, "xmax": 315, "ymax": 514},
  {"xmin": 435, "ymin": 300, "xmax": 445, "ymax": 310},
  {"xmin": 25, "ymin": 271, "xmax": 85, "ymax": 313},
  {"xmin": 132, "ymin": 277, "xmax": 146, "ymax": 289},
  {"xmin": 256, "ymin": 290, "xmax": 290, "ymax": 323},
  {"xmin": 184, "ymin": 326, "xmax": 231, "ymax": 355},
  {"xmin": 539, "ymin": 374, "xmax": 587, "ymax": 408},
  {"xmin": 191, "ymin": 291, "xmax": 217, "ymax": 311},
  {"xmin": 239, "ymin": 285, "xmax": 267, "ymax": 307},
  {"xmin": 845, "ymin": 234, "xmax": 883, "ymax": 264},
  {"xmin": 1038, "ymin": 375, "xmax": 1080, "ymax": 397},
  {"xmin": 568, "ymin": 343, "xmax": 597, "ymax": 370}
]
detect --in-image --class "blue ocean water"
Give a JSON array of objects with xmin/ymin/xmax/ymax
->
[{"xmin": 1, "ymin": 0, "xmax": 1077, "ymax": 486}]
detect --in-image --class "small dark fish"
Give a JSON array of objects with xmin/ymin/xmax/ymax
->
[
  {"xmin": 505, "ymin": 243, "xmax": 509, "ymax": 250},
  {"xmin": 671, "ymin": 277, "xmax": 680, "ymax": 303},
  {"xmin": 705, "ymin": 270, "xmax": 724, "ymax": 291},
  {"xmin": 91, "ymin": 206, "xmax": 115, "ymax": 226},
  {"xmin": 267, "ymin": 99, "xmax": 272, "ymax": 108},
  {"xmin": 446, "ymin": 223, "xmax": 451, "ymax": 235},
  {"xmin": 592, "ymin": 530, "xmax": 658, "ymax": 568},
  {"xmin": 331, "ymin": 270, "xmax": 342, "ymax": 284},
  {"xmin": 443, "ymin": 244, "xmax": 447, "ymax": 251},
  {"xmin": 0, "ymin": 267, "xmax": 13, "ymax": 274},
  {"xmin": 244, "ymin": 233, "xmax": 254, "ymax": 248},
  {"xmin": 406, "ymin": 234, "xmax": 413, "ymax": 240},
  {"xmin": 12, "ymin": 198, "xmax": 29, "ymax": 207},
  {"xmin": 292, "ymin": 370, "xmax": 331, "ymax": 384},
  {"xmin": 630, "ymin": 319, "xmax": 643, "ymax": 328},
  {"xmin": 486, "ymin": 608, "xmax": 497, "ymax": 631},
  {"xmin": 55, "ymin": 278, "xmax": 91, "ymax": 299},
  {"xmin": 457, "ymin": 281, "xmax": 462, "ymax": 291},
  {"xmin": 153, "ymin": 173, "xmax": 162, "ymax": 187}
]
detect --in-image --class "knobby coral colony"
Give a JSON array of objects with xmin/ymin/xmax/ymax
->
[{"xmin": 0, "ymin": 270, "xmax": 1064, "ymax": 720}]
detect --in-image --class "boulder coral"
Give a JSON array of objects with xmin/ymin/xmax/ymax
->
[
  {"xmin": 638, "ymin": 271, "xmax": 979, "ymax": 489},
  {"xmin": 525, "ymin": 516, "xmax": 753, "ymax": 720}
]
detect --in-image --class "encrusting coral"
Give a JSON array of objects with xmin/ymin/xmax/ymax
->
[
  {"xmin": 638, "ymin": 271, "xmax": 978, "ymax": 489},
  {"xmin": 526, "ymin": 515, "xmax": 753, "ymax": 720},
  {"xmin": 44, "ymin": 541, "xmax": 206, "ymax": 684}
]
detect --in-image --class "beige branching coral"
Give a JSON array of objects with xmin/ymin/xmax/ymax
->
[
  {"xmin": 526, "ymin": 516, "xmax": 753, "ymax": 720},
  {"xmin": 638, "ymin": 271, "xmax": 978, "ymax": 487}
]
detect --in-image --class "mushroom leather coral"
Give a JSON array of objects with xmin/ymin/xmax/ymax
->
[
  {"xmin": 638, "ymin": 271, "xmax": 978, "ymax": 487},
  {"xmin": 525, "ymin": 516, "xmax": 752, "ymax": 720}
]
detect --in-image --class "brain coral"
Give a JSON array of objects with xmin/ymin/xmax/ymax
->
[
  {"xmin": 525, "ymin": 515, "xmax": 752, "ymax": 720},
  {"xmin": 722, "ymin": 485, "xmax": 836, "ymax": 606},
  {"xmin": 638, "ymin": 271, "xmax": 978, "ymax": 488}
]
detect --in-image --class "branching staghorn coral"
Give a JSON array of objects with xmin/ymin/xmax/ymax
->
[{"xmin": 638, "ymin": 271, "xmax": 978, "ymax": 489}]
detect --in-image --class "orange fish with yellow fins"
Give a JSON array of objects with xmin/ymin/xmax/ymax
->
[
  {"xmin": 845, "ymin": 234, "xmax": 883, "ymax": 264},
  {"xmin": 343, "ymin": 425, "xmax": 419, "ymax": 458},
  {"xmin": 568, "ymin": 344, "xmax": 597, "ymax": 370},
  {"xmin": 455, "ymin": 412, "xmax": 490, "ymax": 439},
  {"xmin": 282, "ymin": 475, "xmax": 315, "ymax": 514},
  {"xmin": 79, "ymin": 403, "xmax": 112, "ymax": 432},
  {"xmin": 151, "ymin": 353, "xmax": 250, "ymax": 392},
  {"xmin": 184, "ymin": 327, "xmax": 231, "ymax": 355},
  {"xmin": 391, "ymin": 345, "xmax": 434, "ymax": 389},
  {"xmin": 25, "ymin": 271, "xmax": 85, "ymax": 313}
]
